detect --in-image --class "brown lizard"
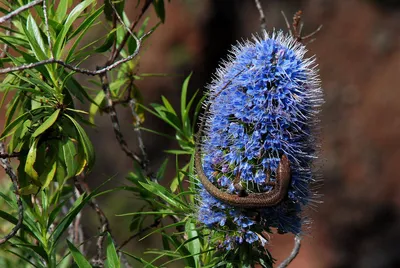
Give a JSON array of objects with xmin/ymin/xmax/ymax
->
[{"xmin": 195, "ymin": 120, "xmax": 291, "ymax": 208}]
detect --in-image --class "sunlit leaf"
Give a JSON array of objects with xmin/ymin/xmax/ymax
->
[
  {"xmin": 32, "ymin": 109, "xmax": 60, "ymax": 138},
  {"xmin": 66, "ymin": 240, "xmax": 92, "ymax": 268},
  {"xmin": 105, "ymin": 233, "xmax": 120, "ymax": 268},
  {"xmin": 25, "ymin": 138, "xmax": 39, "ymax": 181}
]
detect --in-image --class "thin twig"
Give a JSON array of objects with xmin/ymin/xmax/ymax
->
[
  {"xmin": 66, "ymin": 192, "xmax": 76, "ymax": 246},
  {"xmin": 129, "ymin": 99, "xmax": 149, "ymax": 172},
  {"xmin": 254, "ymin": 0, "xmax": 267, "ymax": 31},
  {"xmin": 74, "ymin": 178, "xmax": 109, "ymax": 264},
  {"xmin": 281, "ymin": 11, "xmax": 293, "ymax": 37},
  {"xmin": 73, "ymin": 187, "xmax": 84, "ymax": 251},
  {"xmin": 98, "ymin": 2, "xmax": 147, "ymax": 169},
  {"xmin": 99, "ymin": 72, "xmax": 144, "ymax": 168},
  {"xmin": 277, "ymin": 235, "xmax": 302, "ymax": 268},
  {"xmin": 108, "ymin": 0, "xmax": 152, "ymax": 64},
  {"xmin": 0, "ymin": 32, "xmax": 148, "ymax": 75},
  {"xmin": 0, "ymin": 152, "xmax": 20, "ymax": 158},
  {"xmin": 0, "ymin": 5, "xmax": 11, "ymax": 59},
  {"xmin": 283, "ymin": 10, "xmax": 322, "ymax": 44},
  {"xmin": 0, "ymin": 143, "xmax": 23, "ymax": 245},
  {"xmin": 0, "ymin": 0, "xmax": 43, "ymax": 24}
]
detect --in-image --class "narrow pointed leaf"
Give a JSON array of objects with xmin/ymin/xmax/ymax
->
[
  {"xmin": 32, "ymin": 109, "xmax": 60, "ymax": 138},
  {"xmin": 67, "ymin": 240, "xmax": 92, "ymax": 268},
  {"xmin": 25, "ymin": 138, "xmax": 39, "ymax": 181},
  {"xmin": 105, "ymin": 233, "xmax": 120, "ymax": 268}
]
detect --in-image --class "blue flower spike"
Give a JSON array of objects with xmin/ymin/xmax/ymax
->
[{"xmin": 196, "ymin": 31, "xmax": 323, "ymax": 263}]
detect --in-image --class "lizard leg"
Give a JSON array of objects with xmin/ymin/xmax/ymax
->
[
  {"xmin": 233, "ymin": 171, "xmax": 248, "ymax": 197},
  {"xmin": 264, "ymin": 167, "xmax": 276, "ymax": 187}
]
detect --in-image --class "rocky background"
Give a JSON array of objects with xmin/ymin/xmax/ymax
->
[{"xmin": 2, "ymin": 0, "xmax": 400, "ymax": 267}]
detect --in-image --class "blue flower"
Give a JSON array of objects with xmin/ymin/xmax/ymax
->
[{"xmin": 197, "ymin": 31, "xmax": 322, "ymax": 250}]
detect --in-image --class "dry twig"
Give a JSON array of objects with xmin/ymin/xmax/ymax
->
[
  {"xmin": 0, "ymin": 143, "xmax": 23, "ymax": 245},
  {"xmin": 0, "ymin": 0, "xmax": 43, "ymax": 24},
  {"xmin": 277, "ymin": 235, "xmax": 302, "ymax": 268},
  {"xmin": 254, "ymin": 0, "xmax": 267, "ymax": 31}
]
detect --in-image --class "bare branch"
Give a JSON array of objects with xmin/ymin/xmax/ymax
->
[
  {"xmin": 0, "ymin": 6, "xmax": 12, "ymax": 59},
  {"xmin": 74, "ymin": 178, "xmax": 109, "ymax": 264},
  {"xmin": 254, "ymin": 0, "xmax": 267, "ymax": 31},
  {"xmin": 104, "ymin": 1, "xmax": 152, "ymax": 172},
  {"xmin": 73, "ymin": 187, "xmax": 84, "ymax": 251},
  {"xmin": 129, "ymin": 99, "xmax": 149, "ymax": 172},
  {"xmin": 281, "ymin": 11, "xmax": 293, "ymax": 37},
  {"xmin": 0, "ymin": 152, "xmax": 20, "ymax": 158},
  {"xmin": 0, "ymin": 0, "xmax": 43, "ymax": 24},
  {"xmin": 108, "ymin": 0, "xmax": 152, "ymax": 64},
  {"xmin": 0, "ymin": 32, "xmax": 150, "ymax": 75},
  {"xmin": 277, "ymin": 235, "xmax": 302, "ymax": 268},
  {"xmin": 0, "ymin": 142, "xmax": 23, "ymax": 245},
  {"xmin": 99, "ymin": 72, "xmax": 144, "ymax": 167},
  {"xmin": 282, "ymin": 10, "xmax": 322, "ymax": 44}
]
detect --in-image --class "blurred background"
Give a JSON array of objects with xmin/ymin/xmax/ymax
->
[{"xmin": 3, "ymin": 0, "xmax": 400, "ymax": 267}]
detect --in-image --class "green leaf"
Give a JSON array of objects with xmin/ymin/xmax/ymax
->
[
  {"xmin": 62, "ymin": 138, "xmax": 78, "ymax": 179},
  {"xmin": 89, "ymin": 90, "xmax": 105, "ymax": 124},
  {"xmin": 149, "ymin": 103, "xmax": 181, "ymax": 132},
  {"xmin": 0, "ymin": 112, "xmax": 30, "ymax": 140},
  {"xmin": 64, "ymin": 114, "xmax": 95, "ymax": 171},
  {"xmin": 50, "ymin": 177, "xmax": 115, "ymax": 248},
  {"xmin": 32, "ymin": 109, "xmax": 60, "ymax": 138},
  {"xmin": 47, "ymin": 199, "xmax": 68, "ymax": 229},
  {"xmin": 5, "ymin": 250, "xmax": 39, "ymax": 268},
  {"xmin": 156, "ymin": 158, "xmax": 168, "ymax": 181},
  {"xmin": 64, "ymin": 74, "xmax": 95, "ymax": 104},
  {"xmin": 170, "ymin": 163, "xmax": 188, "ymax": 193},
  {"xmin": 50, "ymin": 192, "xmax": 88, "ymax": 246},
  {"xmin": 25, "ymin": 15, "xmax": 47, "ymax": 60},
  {"xmin": 138, "ymin": 180, "xmax": 187, "ymax": 210},
  {"xmin": 94, "ymin": 31, "xmax": 115, "ymax": 53},
  {"xmin": 55, "ymin": 0, "xmax": 73, "ymax": 22},
  {"xmin": 53, "ymin": 0, "xmax": 95, "ymax": 58},
  {"xmin": 105, "ymin": 233, "xmax": 120, "ymax": 268},
  {"xmin": 71, "ymin": 6, "xmax": 103, "ymax": 40},
  {"xmin": 185, "ymin": 220, "xmax": 201, "ymax": 265},
  {"xmin": 138, "ymin": 221, "xmax": 185, "ymax": 242},
  {"xmin": 160, "ymin": 234, "xmax": 196, "ymax": 267},
  {"xmin": 181, "ymin": 73, "xmax": 191, "ymax": 123},
  {"xmin": 40, "ymin": 160, "xmax": 57, "ymax": 188},
  {"xmin": 164, "ymin": 149, "xmax": 191, "ymax": 155},
  {"xmin": 183, "ymin": 89, "xmax": 199, "ymax": 137},
  {"xmin": 13, "ymin": 243, "xmax": 49, "ymax": 261},
  {"xmin": 25, "ymin": 138, "xmax": 39, "ymax": 181},
  {"xmin": 104, "ymin": 0, "xmax": 125, "ymax": 22},
  {"xmin": 153, "ymin": 0, "xmax": 166, "ymax": 23},
  {"xmin": 161, "ymin": 96, "xmax": 177, "ymax": 116},
  {"xmin": 126, "ymin": 33, "xmax": 138, "ymax": 55},
  {"xmin": 66, "ymin": 6, "xmax": 104, "ymax": 61},
  {"xmin": 120, "ymin": 251, "xmax": 156, "ymax": 267},
  {"xmin": 137, "ymin": 17, "xmax": 150, "ymax": 38},
  {"xmin": 67, "ymin": 240, "xmax": 92, "ymax": 268}
]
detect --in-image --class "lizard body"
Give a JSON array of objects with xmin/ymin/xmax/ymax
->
[{"xmin": 195, "ymin": 131, "xmax": 291, "ymax": 208}]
